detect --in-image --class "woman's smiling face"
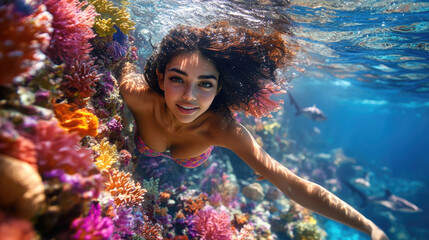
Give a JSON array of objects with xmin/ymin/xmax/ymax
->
[{"xmin": 157, "ymin": 52, "xmax": 220, "ymax": 124}]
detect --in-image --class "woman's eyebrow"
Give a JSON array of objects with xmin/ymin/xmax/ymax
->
[
  {"xmin": 168, "ymin": 68, "xmax": 218, "ymax": 81},
  {"xmin": 168, "ymin": 68, "xmax": 187, "ymax": 76}
]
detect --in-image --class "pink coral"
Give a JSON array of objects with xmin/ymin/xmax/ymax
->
[
  {"xmin": 44, "ymin": 0, "xmax": 97, "ymax": 66},
  {"xmin": 0, "ymin": 4, "xmax": 52, "ymax": 85},
  {"xmin": 192, "ymin": 206, "xmax": 233, "ymax": 240},
  {"xmin": 30, "ymin": 120, "xmax": 95, "ymax": 175},
  {"xmin": 61, "ymin": 58, "xmax": 102, "ymax": 102}
]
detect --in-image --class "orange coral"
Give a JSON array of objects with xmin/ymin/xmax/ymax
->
[
  {"xmin": 159, "ymin": 191, "xmax": 171, "ymax": 202},
  {"xmin": 154, "ymin": 206, "xmax": 168, "ymax": 217},
  {"xmin": 232, "ymin": 213, "xmax": 249, "ymax": 230},
  {"xmin": 0, "ymin": 4, "xmax": 52, "ymax": 85},
  {"xmin": 184, "ymin": 194, "xmax": 207, "ymax": 215},
  {"xmin": 52, "ymin": 102, "xmax": 99, "ymax": 137},
  {"xmin": 105, "ymin": 169, "xmax": 146, "ymax": 207}
]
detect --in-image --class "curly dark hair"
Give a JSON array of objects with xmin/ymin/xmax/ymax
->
[{"xmin": 144, "ymin": 21, "xmax": 298, "ymax": 118}]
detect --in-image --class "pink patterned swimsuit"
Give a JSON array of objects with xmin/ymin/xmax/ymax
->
[{"xmin": 135, "ymin": 134, "xmax": 213, "ymax": 168}]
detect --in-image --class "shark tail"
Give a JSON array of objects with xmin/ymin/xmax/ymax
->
[
  {"xmin": 287, "ymin": 92, "xmax": 301, "ymax": 115},
  {"xmin": 343, "ymin": 180, "xmax": 369, "ymax": 208}
]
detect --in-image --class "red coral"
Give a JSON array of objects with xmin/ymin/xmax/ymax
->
[
  {"xmin": 30, "ymin": 120, "xmax": 95, "ymax": 175},
  {"xmin": 0, "ymin": 211, "xmax": 36, "ymax": 240},
  {"xmin": 0, "ymin": 4, "xmax": 52, "ymax": 85},
  {"xmin": 61, "ymin": 58, "xmax": 102, "ymax": 103},
  {"xmin": 44, "ymin": 0, "xmax": 97, "ymax": 66},
  {"xmin": 0, "ymin": 135, "xmax": 37, "ymax": 170},
  {"xmin": 192, "ymin": 206, "xmax": 233, "ymax": 240}
]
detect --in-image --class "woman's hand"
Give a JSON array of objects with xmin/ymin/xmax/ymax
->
[{"xmin": 370, "ymin": 223, "xmax": 389, "ymax": 240}]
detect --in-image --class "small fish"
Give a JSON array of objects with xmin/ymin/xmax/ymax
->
[
  {"xmin": 344, "ymin": 181, "xmax": 422, "ymax": 213},
  {"xmin": 354, "ymin": 172, "xmax": 371, "ymax": 188},
  {"xmin": 287, "ymin": 92, "xmax": 327, "ymax": 121}
]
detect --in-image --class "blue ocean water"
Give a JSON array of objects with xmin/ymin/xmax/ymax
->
[{"xmin": 130, "ymin": 0, "xmax": 429, "ymax": 239}]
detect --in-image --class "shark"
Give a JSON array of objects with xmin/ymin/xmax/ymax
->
[
  {"xmin": 344, "ymin": 181, "xmax": 422, "ymax": 213},
  {"xmin": 287, "ymin": 92, "xmax": 327, "ymax": 121}
]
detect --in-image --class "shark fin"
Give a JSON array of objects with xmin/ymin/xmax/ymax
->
[
  {"xmin": 343, "ymin": 180, "xmax": 369, "ymax": 208},
  {"xmin": 384, "ymin": 189, "xmax": 392, "ymax": 198}
]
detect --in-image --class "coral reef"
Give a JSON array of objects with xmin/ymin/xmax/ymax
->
[
  {"xmin": 44, "ymin": 0, "xmax": 97, "ymax": 66},
  {"xmin": 93, "ymin": 137, "xmax": 118, "ymax": 171},
  {"xmin": 0, "ymin": 211, "xmax": 36, "ymax": 240},
  {"xmin": 0, "ymin": 4, "xmax": 52, "ymax": 85},
  {"xmin": 70, "ymin": 202, "xmax": 114, "ymax": 239},
  {"xmin": 191, "ymin": 206, "xmax": 233, "ymax": 240},
  {"xmin": 61, "ymin": 58, "xmax": 102, "ymax": 105},
  {"xmin": 105, "ymin": 169, "xmax": 146, "ymax": 207},
  {"xmin": 89, "ymin": 0, "xmax": 135, "ymax": 37},
  {"xmin": 30, "ymin": 120, "xmax": 95, "ymax": 175},
  {"xmin": 0, "ymin": 155, "xmax": 45, "ymax": 219},
  {"xmin": 52, "ymin": 102, "xmax": 99, "ymax": 137}
]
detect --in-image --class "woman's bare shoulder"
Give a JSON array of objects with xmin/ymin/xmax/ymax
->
[
  {"xmin": 119, "ymin": 63, "xmax": 160, "ymax": 112},
  {"xmin": 206, "ymin": 113, "xmax": 248, "ymax": 147}
]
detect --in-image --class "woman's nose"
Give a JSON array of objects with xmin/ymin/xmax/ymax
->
[{"xmin": 182, "ymin": 84, "xmax": 197, "ymax": 101}]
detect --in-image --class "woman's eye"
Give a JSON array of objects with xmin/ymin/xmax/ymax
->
[
  {"xmin": 200, "ymin": 82, "xmax": 214, "ymax": 88},
  {"xmin": 169, "ymin": 77, "xmax": 183, "ymax": 83}
]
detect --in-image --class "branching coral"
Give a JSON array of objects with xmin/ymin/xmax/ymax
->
[
  {"xmin": 30, "ymin": 120, "xmax": 95, "ymax": 175},
  {"xmin": 136, "ymin": 214, "xmax": 163, "ymax": 240},
  {"xmin": 105, "ymin": 169, "xmax": 146, "ymax": 207},
  {"xmin": 0, "ymin": 4, "xmax": 52, "ymax": 85},
  {"xmin": 52, "ymin": 102, "xmax": 99, "ymax": 137},
  {"xmin": 61, "ymin": 58, "xmax": 102, "ymax": 102},
  {"xmin": 71, "ymin": 202, "xmax": 114, "ymax": 239},
  {"xmin": 44, "ymin": 0, "xmax": 97, "ymax": 66},
  {"xmin": 192, "ymin": 206, "xmax": 233, "ymax": 240},
  {"xmin": 93, "ymin": 138, "xmax": 118, "ymax": 171},
  {"xmin": 89, "ymin": 0, "xmax": 135, "ymax": 37}
]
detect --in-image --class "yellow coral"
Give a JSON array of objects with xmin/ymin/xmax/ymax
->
[
  {"xmin": 89, "ymin": 0, "xmax": 135, "ymax": 37},
  {"xmin": 53, "ymin": 102, "xmax": 99, "ymax": 137},
  {"xmin": 105, "ymin": 169, "xmax": 146, "ymax": 207},
  {"xmin": 93, "ymin": 138, "xmax": 118, "ymax": 171},
  {"xmin": 263, "ymin": 121, "xmax": 280, "ymax": 135}
]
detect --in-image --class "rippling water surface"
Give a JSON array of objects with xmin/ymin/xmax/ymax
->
[{"xmin": 128, "ymin": 1, "xmax": 429, "ymax": 239}]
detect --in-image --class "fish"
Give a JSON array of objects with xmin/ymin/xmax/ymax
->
[
  {"xmin": 287, "ymin": 92, "xmax": 327, "ymax": 121},
  {"xmin": 353, "ymin": 172, "xmax": 371, "ymax": 188},
  {"xmin": 344, "ymin": 181, "xmax": 422, "ymax": 213}
]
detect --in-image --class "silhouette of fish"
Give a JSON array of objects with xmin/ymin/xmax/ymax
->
[
  {"xmin": 287, "ymin": 92, "xmax": 327, "ymax": 121},
  {"xmin": 344, "ymin": 181, "xmax": 422, "ymax": 213}
]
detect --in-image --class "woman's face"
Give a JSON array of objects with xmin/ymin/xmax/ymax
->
[{"xmin": 157, "ymin": 52, "xmax": 220, "ymax": 124}]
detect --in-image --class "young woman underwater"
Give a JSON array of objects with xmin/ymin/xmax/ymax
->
[{"xmin": 119, "ymin": 22, "xmax": 389, "ymax": 239}]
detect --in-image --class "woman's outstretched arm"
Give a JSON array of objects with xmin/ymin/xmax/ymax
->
[{"xmin": 215, "ymin": 121, "xmax": 388, "ymax": 240}]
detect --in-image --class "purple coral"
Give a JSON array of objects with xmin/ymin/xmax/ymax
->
[
  {"xmin": 191, "ymin": 206, "xmax": 233, "ymax": 240},
  {"xmin": 71, "ymin": 202, "xmax": 114, "ymax": 239}
]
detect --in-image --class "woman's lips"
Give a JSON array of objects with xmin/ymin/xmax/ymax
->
[{"xmin": 177, "ymin": 104, "xmax": 199, "ymax": 114}]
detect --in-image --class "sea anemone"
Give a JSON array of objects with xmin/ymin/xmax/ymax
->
[{"xmin": 0, "ymin": 4, "xmax": 52, "ymax": 85}]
